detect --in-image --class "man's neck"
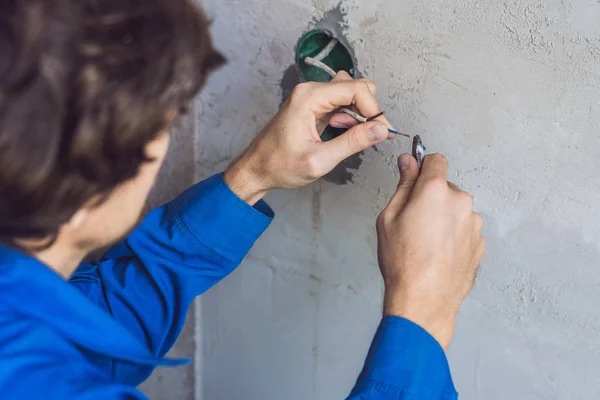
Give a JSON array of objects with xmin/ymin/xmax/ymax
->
[{"xmin": 29, "ymin": 239, "xmax": 87, "ymax": 279}]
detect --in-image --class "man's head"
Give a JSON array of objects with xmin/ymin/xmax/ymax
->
[{"xmin": 0, "ymin": 0, "xmax": 224, "ymax": 255}]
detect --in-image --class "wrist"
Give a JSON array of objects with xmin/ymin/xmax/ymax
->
[
  {"xmin": 224, "ymin": 153, "xmax": 271, "ymax": 206},
  {"xmin": 383, "ymin": 290, "xmax": 456, "ymax": 350}
]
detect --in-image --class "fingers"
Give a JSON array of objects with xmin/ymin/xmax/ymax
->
[
  {"xmin": 329, "ymin": 111, "xmax": 397, "ymax": 140},
  {"xmin": 289, "ymin": 75, "xmax": 399, "ymax": 144},
  {"xmin": 315, "ymin": 121, "xmax": 388, "ymax": 166},
  {"xmin": 291, "ymin": 78, "xmax": 392, "ymax": 130},
  {"xmin": 329, "ymin": 112, "xmax": 362, "ymax": 128},
  {"xmin": 331, "ymin": 71, "xmax": 376, "ymax": 97},
  {"xmin": 316, "ymin": 73, "xmax": 353, "ymax": 132},
  {"xmin": 420, "ymin": 154, "xmax": 449, "ymax": 182},
  {"xmin": 318, "ymin": 79, "xmax": 383, "ymax": 122},
  {"xmin": 331, "ymin": 70, "xmax": 354, "ymax": 83},
  {"xmin": 386, "ymin": 154, "xmax": 420, "ymax": 211}
]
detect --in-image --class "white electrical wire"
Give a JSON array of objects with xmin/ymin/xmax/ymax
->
[
  {"xmin": 339, "ymin": 107, "xmax": 367, "ymax": 123},
  {"xmin": 304, "ymin": 57, "xmax": 337, "ymax": 78},
  {"xmin": 313, "ymin": 38, "xmax": 338, "ymax": 61},
  {"xmin": 304, "ymin": 38, "xmax": 339, "ymax": 78}
]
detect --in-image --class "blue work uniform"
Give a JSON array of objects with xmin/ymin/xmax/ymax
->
[{"xmin": 0, "ymin": 174, "xmax": 457, "ymax": 399}]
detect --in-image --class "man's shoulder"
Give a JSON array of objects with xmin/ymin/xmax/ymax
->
[
  {"xmin": 0, "ymin": 305, "xmax": 146, "ymax": 399},
  {"xmin": 0, "ymin": 305, "xmax": 85, "ymax": 369}
]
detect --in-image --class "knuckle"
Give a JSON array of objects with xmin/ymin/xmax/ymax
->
[
  {"xmin": 290, "ymin": 82, "xmax": 313, "ymax": 103},
  {"xmin": 477, "ymin": 239, "xmax": 486, "ymax": 260},
  {"xmin": 423, "ymin": 176, "xmax": 448, "ymax": 192},
  {"xmin": 458, "ymin": 192, "xmax": 474, "ymax": 209},
  {"xmin": 473, "ymin": 213, "xmax": 484, "ymax": 230},
  {"xmin": 334, "ymin": 70, "xmax": 352, "ymax": 81},
  {"xmin": 346, "ymin": 130, "xmax": 364, "ymax": 153},
  {"xmin": 301, "ymin": 154, "xmax": 323, "ymax": 180},
  {"xmin": 376, "ymin": 213, "xmax": 386, "ymax": 230},
  {"xmin": 358, "ymin": 78, "xmax": 377, "ymax": 96},
  {"xmin": 376, "ymin": 211, "xmax": 392, "ymax": 231},
  {"xmin": 397, "ymin": 179, "xmax": 415, "ymax": 190},
  {"xmin": 428, "ymin": 153, "xmax": 449, "ymax": 167}
]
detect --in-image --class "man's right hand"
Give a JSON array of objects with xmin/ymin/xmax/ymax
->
[{"xmin": 376, "ymin": 153, "xmax": 485, "ymax": 350}]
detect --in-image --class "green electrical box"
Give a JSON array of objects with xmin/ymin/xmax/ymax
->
[{"xmin": 295, "ymin": 29, "xmax": 356, "ymax": 141}]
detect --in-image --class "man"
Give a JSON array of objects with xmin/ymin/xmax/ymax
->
[{"xmin": 0, "ymin": 0, "xmax": 484, "ymax": 399}]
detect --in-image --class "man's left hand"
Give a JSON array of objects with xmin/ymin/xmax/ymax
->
[{"xmin": 224, "ymin": 71, "xmax": 396, "ymax": 204}]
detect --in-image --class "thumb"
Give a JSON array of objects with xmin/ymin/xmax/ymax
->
[
  {"xmin": 318, "ymin": 121, "xmax": 388, "ymax": 165},
  {"xmin": 387, "ymin": 154, "xmax": 420, "ymax": 211}
]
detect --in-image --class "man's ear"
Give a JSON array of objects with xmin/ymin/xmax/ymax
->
[{"xmin": 60, "ymin": 209, "xmax": 88, "ymax": 233}]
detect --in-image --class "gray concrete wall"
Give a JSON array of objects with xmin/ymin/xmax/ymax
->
[{"xmin": 194, "ymin": 1, "xmax": 600, "ymax": 399}]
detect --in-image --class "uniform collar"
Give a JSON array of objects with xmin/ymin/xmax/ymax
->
[{"xmin": 0, "ymin": 244, "xmax": 187, "ymax": 367}]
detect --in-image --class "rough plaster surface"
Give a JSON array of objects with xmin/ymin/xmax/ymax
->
[{"xmin": 196, "ymin": 1, "xmax": 600, "ymax": 399}]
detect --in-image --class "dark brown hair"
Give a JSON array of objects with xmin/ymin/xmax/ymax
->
[{"xmin": 0, "ymin": 0, "xmax": 225, "ymax": 246}]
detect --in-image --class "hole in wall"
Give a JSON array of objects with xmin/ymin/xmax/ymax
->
[
  {"xmin": 295, "ymin": 29, "xmax": 356, "ymax": 83},
  {"xmin": 279, "ymin": 3, "xmax": 366, "ymax": 185}
]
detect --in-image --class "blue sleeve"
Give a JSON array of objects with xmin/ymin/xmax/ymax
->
[
  {"xmin": 348, "ymin": 316, "xmax": 458, "ymax": 400},
  {"xmin": 85, "ymin": 173, "xmax": 272, "ymax": 360}
]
